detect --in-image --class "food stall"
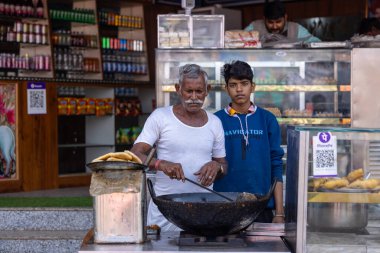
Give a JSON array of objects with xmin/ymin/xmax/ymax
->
[{"xmin": 79, "ymin": 10, "xmax": 380, "ymax": 253}]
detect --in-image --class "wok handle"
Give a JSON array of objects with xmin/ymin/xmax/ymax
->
[{"xmin": 147, "ymin": 178, "xmax": 156, "ymax": 199}]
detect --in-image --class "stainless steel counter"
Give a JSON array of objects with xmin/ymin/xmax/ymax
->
[{"xmin": 79, "ymin": 232, "xmax": 291, "ymax": 253}]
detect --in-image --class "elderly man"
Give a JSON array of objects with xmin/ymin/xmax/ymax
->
[
  {"xmin": 245, "ymin": 0, "xmax": 320, "ymax": 43},
  {"xmin": 131, "ymin": 64, "xmax": 227, "ymax": 232}
]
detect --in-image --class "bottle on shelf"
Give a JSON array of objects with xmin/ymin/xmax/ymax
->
[
  {"xmin": 26, "ymin": 0, "xmax": 34, "ymax": 17},
  {"xmin": 14, "ymin": 0, "xmax": 21, "ymax": 17},
  {"xmin": 35, "ymin": 0, "xmax": 43, "ymax": 18},
  {"xmin": 0, "ymin": 1, "xmax": 4, "ymax": 15},
  {"xmin": 4, "ymin": 0, "xmax": 13, "ymax": 16}
]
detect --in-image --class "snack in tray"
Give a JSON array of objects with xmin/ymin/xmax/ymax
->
[
  {"xmin": 92, "ymin": 150, "xmax": 142, "ymax": 164},
  {"xmin": 322, "ymin": 178, "xmax": 349, "ymax": 190},
  {"xmin": 224, "ymin": 30, "xmax": 261, "ymax": 48},
  {"xmin": 347, "ymin": 168, "xmax": 364, "ymax": 182},
  {"xmin": 348, "ymin": 179, "xmax": 379, "ymax": 189},
  {"xmin": 309, "ymin": 177, "xmax": 329, "ymax": 191}
]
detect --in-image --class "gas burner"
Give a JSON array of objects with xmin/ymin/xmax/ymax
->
[{"xmin": 177, "ymin": 231, "xmax": 247, "ymax": 247}]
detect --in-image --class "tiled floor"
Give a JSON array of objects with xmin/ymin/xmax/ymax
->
[{"xmin": 0, "ymin": 186, "xmax": 90, "ymax": 197}]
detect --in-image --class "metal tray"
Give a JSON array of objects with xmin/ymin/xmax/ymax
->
[
  {"xmin": 351, "ymin": 40, "xmax": 380, "ymax": 48},
  {"xmin": 86, "ymin": 161, "xmax": 147, "ymax": 172},
  {"xmin": 318, "ymin": 187, "xmax": 370, "ymax": 193},
  {"xmin": 305, "ymin": 41, "xmax": 351, "ymax": 48}
]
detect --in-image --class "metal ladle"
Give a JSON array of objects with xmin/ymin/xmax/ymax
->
[
  {"xmin": 143, "ymin": 147, "xmax": 156, "ymax": 167},
  {"xmin": 184, "ymin": 177, "xmax": 234, "ymax": 202}
]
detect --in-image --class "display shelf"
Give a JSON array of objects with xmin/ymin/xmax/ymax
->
[
  {"xmin": 156, "ymin": 49, "xmax": 352, "ymax": 147},
  {"xmin": 277, "ymin": 118, "xmax": 351, "ymax": 125},
  {"xmin": 0, "ymin": 0, "xmax": 53, "ymax": 78},
  {"xmin": 160, "ymin": 84, "xmax": 351, "ymax": 92},
  {"xmin": 98, "ymin": 1, "xmax": 149, "ymax": 82},
  {"xmin": 0, "ymin": 15, "xmax": 47, "ymax": 23}
]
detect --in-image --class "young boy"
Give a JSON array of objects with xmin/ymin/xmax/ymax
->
[{"xmin": 214, "ymin": 60, "xmax": 285, "ymax": 223}]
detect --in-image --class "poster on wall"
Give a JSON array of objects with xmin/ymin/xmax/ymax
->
[{"xmin": 0, "ymin": 84, "xmax": 16, "ymax": 179}]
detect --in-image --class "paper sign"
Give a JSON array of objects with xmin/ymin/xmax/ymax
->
[
  {"xmin": 27, "ymin": 81, "xmax": 47, "ymax": 115},
  {"xmin": 312, "ymin": 132, "xmax": 337, "ymax": 177}
]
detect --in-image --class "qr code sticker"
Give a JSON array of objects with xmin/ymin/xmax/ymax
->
[
  {"xmin": 29, "ymin": 90, "xmax": 44, "ymax": 109},
  {"xmin": 315, "ymin": 150, "xmax": 334, "ymax": 169}
]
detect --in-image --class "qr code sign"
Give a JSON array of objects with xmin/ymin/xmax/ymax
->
[
  {"xmin": 315, "ymin": 150, "xmax": 334, "ymax": 169},
  {"xmin": 27, "ymin": 82, "xmax": 46, "ymax": 114},
  {"xmin": 29, "ymin": 90, "xmax": 44, "ymax": 109}
]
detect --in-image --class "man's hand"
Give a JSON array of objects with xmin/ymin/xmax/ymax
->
[
  {"xmin": 194, "ymin": 161, "xmax": 221, "ymax": 186},
  {"xmin": 157, "ymin": 160, "xmax": 185, "ymax": 181}
]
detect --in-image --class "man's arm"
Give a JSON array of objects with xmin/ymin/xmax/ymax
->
[
  {"xmin": 131, "ymin": 142, "xmax": 185, "ymax": 180},
  {"xmin": 131, "ymin": 142, "xmax": 154, "ymax": 168},
  {"xmin": 297, "ymin": 24, "xmax": 321, "ymax": 42},
  {"xmin": 244, "ymin": 22, "xmax": 255, "ymax": 31}
]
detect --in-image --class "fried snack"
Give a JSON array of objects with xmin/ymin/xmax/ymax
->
[
  {"xmin": 311, "ymin": 178, "xmax": 329, "ymax": 191},
  {"xmin": 348, "ymin": 179, "xmax": 379, "ymax": 189},
  {"xmin": 111, "ymin": 152, "xmax": 133, "ymax": 161},
  {"xmin": 106, "ymin": 157, "xmax": 127, "ymax": 162},
  {"xmin": 347, "ymin": 168, "xmax": 364, "ymax": 183},
  {"xmin": 95, "ymin": 153, "xmax": 112, "ymax": 161},
  {"xmin": 323, "ymin": 178, "xmax": 349, "ymax": 189},
  {"xmin": 91, "ymin": 151, "xmax": 142, "ymax": 163},
  {"xmin": 124, "ymin": 150, "xmax": 142, "ymax": 164}
]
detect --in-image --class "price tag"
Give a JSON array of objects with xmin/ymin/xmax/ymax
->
[{"xmin": 312, "ymin": 132, "xmax": 337, "ymax": 177}]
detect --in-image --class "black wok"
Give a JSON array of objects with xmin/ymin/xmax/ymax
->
[{"xmin": 147, "ymin": 178, "xmax": 277, "ymax": 236}]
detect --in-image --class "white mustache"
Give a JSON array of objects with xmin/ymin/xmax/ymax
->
[{"xmin": 184, "ymin": 99, "xmax": 203, "ymax": 105}]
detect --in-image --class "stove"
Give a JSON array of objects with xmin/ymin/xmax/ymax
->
[{"xmin": 177, "ymin": 231, "xmax": 247, "ymax": 247}]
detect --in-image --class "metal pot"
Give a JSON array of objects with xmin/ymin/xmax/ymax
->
[
  {"xmin": 147, "ymin": 178, "xmax": 277, "ymax": 236},
  {"xmin": 308, "ymin": 200, "xmax": 368, "ymax": 232}
]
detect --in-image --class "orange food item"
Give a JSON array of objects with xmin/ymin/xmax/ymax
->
[
  {"xmin": 95, "ymin": 99, "xmax": 106, "ymax": 116},
  {"xmin": 86, "ymin": 98, "xmax": 96, "ymax": 115},
  {"xmin": 58, "ymin": 97, "xmax": 68, "ymax": 115},
  {"xmin": 67, "ymin": 97, "xmax": 77, "ymax": 115},
  {"xmin": 76, "ymin": 98, "xmax": 87, "ymax": 115}
]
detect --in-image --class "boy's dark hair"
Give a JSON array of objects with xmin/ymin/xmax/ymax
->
[
  {"xmin": 223, "ymin": 61, "xmax": 253, "ymax": 84},
  {"xmin": 264, "ymin": 0, "xmax": 286, "ymax": 20}
]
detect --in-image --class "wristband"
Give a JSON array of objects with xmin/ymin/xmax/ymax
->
[{"xmin": 154, "ymin": 159, "xmax": 161, "ymax": 170}]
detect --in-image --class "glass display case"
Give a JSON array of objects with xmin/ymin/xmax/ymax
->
[
  {"xmin": 155, "ymin": 49, "xmax": 351, "ymax": 145},
  {"xmin": 284, "ymin": 126, "xmax": 380, "ymax": 253}
]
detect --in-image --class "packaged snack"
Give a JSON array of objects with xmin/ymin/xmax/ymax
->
[
  {"xmin": 67, "ymin": 97, "xmax": 77, "ymax": 115},
  {"xmin": 86, "ymin": 98, "xmax": 96, "ymax": 115},
  {"xmin": 115, "ymin": 98, "xmax": 128, "ymax": 116},
  {"xmin": 96, "ymin": 99, "xmax": 106, "ymax": 116},
  {"xmin": 58, "ymin": 97, "xmax": 69, "ymax": 115},
  {"xmin": 224, "ymin": 30, "xmax": 261, "ymax": 48},
  {"xmin": 105, "ymin": 98, "xmax": 114, "ymax": 115},
  {"xmin": 76, "ymin": 98, "xmax": 87, "ymax": 115}
]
